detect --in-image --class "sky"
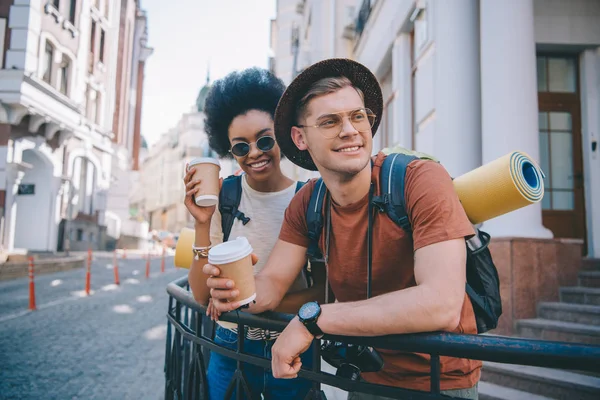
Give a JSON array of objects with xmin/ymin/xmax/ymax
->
[{"xmin": 139, "ymin": 0, "xmax": 277, "ymax": 146}]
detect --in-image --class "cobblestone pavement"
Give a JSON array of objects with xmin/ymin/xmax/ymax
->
[{"xmin": 0, "ymin": 254, "xmax": 188, "ymax": 400}]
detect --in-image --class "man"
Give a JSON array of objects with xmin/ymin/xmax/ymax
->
[{"xmin": 204, "ymin": 58, "xmax": 481, "ymax": 399}]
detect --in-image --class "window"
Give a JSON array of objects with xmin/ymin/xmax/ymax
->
[
  {"xmin": 90, "ymin": 21, "xmax": 96, "ymax": 52},
  {"xmin": 42, "ymin": 41, "xmax": 54, "ymax": 84},
  {"xmin": 537, "ymin": 56, "xmax": 577, "ymax": 93},
  {"xmin": 68, "ymin": 0, "xmax": 76, "ymax": 24},
  {"xmin": 86, "ymin": 86, "xmax": 97, "ymax": 123},
  {"xmin": 99, "ymin": 29, "xmax": 105, "ymax": 63},
  {"xmin": 95, "ymin": 91, "xmax": 102, "ymax": 125},
  {"xmin": 59, "ymin": 56, "xmax": 70, "ymax": 95},
  {"xmin": 76, "ymin": 229, "xmax": 83, "ymax": 241},
  {"xmin": 53, "ymin": 0, "xmax": 60, "ymax": 9},
  {"xmin": 89, "ymin": 21, "xmax": 96, "ymax": 72}
]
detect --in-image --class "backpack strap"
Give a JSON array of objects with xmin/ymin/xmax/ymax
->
[
  {"xmin": 219, "ymin": 175, "xmax": 250, "ymax": 242},
  {"xmin": 371, "ymin": 153, "xmax": 419, "ymax": 234},
  {"xmin": 305, "ymin": 178, "xmax": 327, "ymax": 261},
  {"xmin": 296, "ymin": 180, "xmax": 307, "ymax": 192}
]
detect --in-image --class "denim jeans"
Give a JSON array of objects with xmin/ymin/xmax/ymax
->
[{"xmin": 206, "ymin": 326, "xmax": 314, "ymax": 400}]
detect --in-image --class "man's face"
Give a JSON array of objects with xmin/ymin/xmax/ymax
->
[{"xmin": 292, "ymin": 86, "xmax": 373, "ymax": 178}]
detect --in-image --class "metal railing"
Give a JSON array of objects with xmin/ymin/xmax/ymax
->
[{"xmin": 164, "ymin": 276, "xmax": 600, "ymax": 400}]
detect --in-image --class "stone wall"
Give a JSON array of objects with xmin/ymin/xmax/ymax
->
[
  {"xmin": 0, "ymin": 256, "xmax": 85, "ymax": 281},
  {"xmin": 489, "ymin": 237, "xmax": 583, "ymax": 336}
]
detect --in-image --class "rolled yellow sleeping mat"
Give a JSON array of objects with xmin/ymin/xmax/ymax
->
[
  {"xmin": 174, "ymin": 227, "xmax": 195, "ymax": 269},
  {"xmin": 174, "ymin": 150, "xmax": 545, "ymax": 268},
  {"xmin": 453, "ymin": 151, "xmax": 544, "ymax": 224}
]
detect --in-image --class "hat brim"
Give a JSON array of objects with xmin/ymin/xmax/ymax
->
[{"xmin": 274, "ymin": 58, "xmax": 383, "ymax": 171}]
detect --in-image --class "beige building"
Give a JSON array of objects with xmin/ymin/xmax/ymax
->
[{"xmin": 133, "ymin": 81, "xmax": 237, "ymax": 236}]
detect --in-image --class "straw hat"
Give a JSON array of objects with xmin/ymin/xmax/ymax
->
[{"xmin": 274, "ymin": 58, "xmax": 383, "ymax": 171}]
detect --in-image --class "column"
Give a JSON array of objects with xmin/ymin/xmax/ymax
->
[
  {"xmin": 433, "ymin": 0, "xmax": 481, "ymax": 177},
  {"xmin": 480, "ymin": 0, "xmax": 552, "ymax": 238},
  {"xmin": 4, "ymin": 165, "xmax": 26, "ymax": 251},
  {"xmin": 581, "ymin": 49, "xmax": 600, "ymax": 256},
  {"xmin": 391, "ymin": 33, "xmax": 412, "ymax": 149},
  {"xmin": 0, "ymin": 124, "xmax": 10, "ymax": 251}
]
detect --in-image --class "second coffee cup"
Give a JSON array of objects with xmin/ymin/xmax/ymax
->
[
  {"xmin": 188, "ymin": 157, "xmax": 221, "ymax": 207},
  {"xmin": 208, "ymin": 236, "xmax": 256, "ymax": 307}
]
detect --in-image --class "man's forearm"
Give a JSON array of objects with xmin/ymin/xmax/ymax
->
[
  {"xmin": 274, "ymin": 285, "xmax": 326, "ymax": 314},
  {"xmin": 246, "ymin": 274, "xmax": 286, "ymax": 314},
  {"xmin": 317, "ymin": 284, "xmax": 463, "ymax": 337}
]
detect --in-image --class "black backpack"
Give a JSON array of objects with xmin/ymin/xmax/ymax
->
[
  {"xmin": 219, "ymin": 174, "xmax": 307, "ymax": 242},
  {"xmin": 305, "ymin": 152, "xmax": 502, "ymax": 334}
]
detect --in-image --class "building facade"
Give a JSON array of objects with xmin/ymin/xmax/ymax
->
[
  {"xmin": 0, "ymin": 0, "xmax": 151, "ymax": 254},
  {"xmin": 104, "ymin": 0, "xmax": 152, "ymax": 250},
  {"xmin": 272, "ymin": 0, "xmax": 600, "ymax": 258}
]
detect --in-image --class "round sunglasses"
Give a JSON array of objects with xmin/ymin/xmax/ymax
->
[{"xmin": 230, "ymin": 136, "xmax": 276, "ymax": 157}]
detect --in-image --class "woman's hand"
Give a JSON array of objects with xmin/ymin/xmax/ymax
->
[
  {"xmin": 183, "ymin": 164, "xmax": 222, "ymax": 225},
  {"xmin": 206, "ymin": 298, "xmax": 221, "ymax": 321}
]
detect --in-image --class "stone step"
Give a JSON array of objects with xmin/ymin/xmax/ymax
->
[
  {"xmin": 538, "ymin": 302, "xmax": 600, "ymax": 325},
  {"xmin": 579, "ymin": 271, "xmax": 600, "ymax": 288},
  {"xmin": 582, "ymin": 258, "xmax": 600, "ymax": 272},
  {"xmin": 560, "ymin": 286, "xmax": 600, "ymax": 306},
  {"xmin": 478, "ymin": 381, "xmax": 552, "ymax": 400},
  {"xmin": 516, "ymin": 318, "xmax": 600, "ymax": 345},
  {"xmin": 481, "ymin": 361, "xmax": 600, "ymax": 400}
]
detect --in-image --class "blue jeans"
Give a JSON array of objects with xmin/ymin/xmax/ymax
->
[{"xmin": 206, "ymin": 326, "xmax": 314, "ymax": 400}]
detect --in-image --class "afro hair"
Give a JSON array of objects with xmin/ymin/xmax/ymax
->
[{"xmin": 203, "ymin": 68, "xmax": 286, "ymax": 158}]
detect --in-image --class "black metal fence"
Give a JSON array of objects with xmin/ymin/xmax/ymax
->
[{"xmin": 164, "ymin": 276, "xmax": 600, "ymax": 400}]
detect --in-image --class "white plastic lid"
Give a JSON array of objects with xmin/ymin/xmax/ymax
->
[
  {"xmin": 208, "ymin": 236, "xmax": 253, "ymax": 265},
  {"xmin": 188, "ymin": 157, "xmax": 221, "ymax": 169}
]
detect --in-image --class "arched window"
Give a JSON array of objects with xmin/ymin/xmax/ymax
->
[{"xmin": 42, "ymin": 41, "xmax": 54, "ymax": 84}]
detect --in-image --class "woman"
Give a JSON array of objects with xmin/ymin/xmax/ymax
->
[{"xmin": 183, "ymin": 67, "xmax": 325, "ymax": 400}]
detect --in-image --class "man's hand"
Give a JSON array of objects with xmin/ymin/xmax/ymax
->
[
  {"xmin": 203, "ymin": 254, "xmax": 259, "ymax": 313},
  {"xmin": 271, "ymin": 317, "xmax": 314, "ymax": 379}
]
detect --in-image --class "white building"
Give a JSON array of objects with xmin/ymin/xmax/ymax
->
[
  {"xmin": 273, "ymin": 0, "xmax": 600, "ymax": 258},
  {"xmin": 0, "ymin": 0, "xmax": 125, "ymax": 253}
]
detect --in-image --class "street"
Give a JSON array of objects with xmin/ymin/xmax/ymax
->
[{"xmin": 0, "ymin": 253, "xmax": 188, "ymax": 400}]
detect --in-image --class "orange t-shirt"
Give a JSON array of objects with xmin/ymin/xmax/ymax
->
[{"xmin": 279, "ymin": 152, "xmax": 482, "ymax": 391}]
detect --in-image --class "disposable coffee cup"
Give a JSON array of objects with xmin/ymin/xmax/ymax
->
[
  {"xmin": 188, "ymin": 157, "xmax": 221, "ymax": 207},
  {"xmin": 208, "ymin": 237, "xmax": 256, "ymax": 306}
]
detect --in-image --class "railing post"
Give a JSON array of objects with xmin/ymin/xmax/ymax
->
[{"xmin": 430, "ymin": 354, "xmax": 440, "ymax": 394}]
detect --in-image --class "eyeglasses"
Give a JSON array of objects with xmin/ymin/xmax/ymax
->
[
  {"xmin": 296, "ymin": 108, "xmax": 376, "ymax": 138},
  {"xmin": 229, "ymin": 135, "xmax": 276, "ymax": 157}
]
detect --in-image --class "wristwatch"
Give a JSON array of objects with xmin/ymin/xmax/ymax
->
[{"xmin": 298, "ymin": 301, "xmax": 324, "ymax": 338}]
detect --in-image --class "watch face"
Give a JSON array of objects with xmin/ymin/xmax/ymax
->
[{"xmin": 299, "ymin": 301, "xmax": 319, "ymax": 320}]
